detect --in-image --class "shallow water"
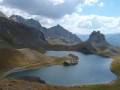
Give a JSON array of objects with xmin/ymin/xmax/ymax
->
[{"xmin": 7, "ymin": 51, "xmax": 117, "ymax": 86}]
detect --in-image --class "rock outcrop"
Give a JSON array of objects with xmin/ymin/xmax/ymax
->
[
  {"xmin": 63, "ymin": 54, "xmax": 79, "ymax": 66},
  {"xmin": 10, "ymin": 15, "xmax": 81, "ymax": 45},
  {"xmin": 74, "ymin": 42, "xmax": 97, "ymax": 54},
  {"xmin": 87, "ymin": 31, "xmax": 110, "ymax": 48}
]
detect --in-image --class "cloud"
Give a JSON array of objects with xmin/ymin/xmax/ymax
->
[
  {"xmin": 1, "ymin": 0, "xmax": 120, "ymax": 34},
  {"xmin": 98, "ymin": 2, "xmax": 104, "ymax": 7},
  {"xmin": 56, "ymin": 13, "xmax": 120, "ymax": 34},
  {"xmin": 84, "ymin": 0, "xmax": 99, "ymax": 6},
  {"xmin": 0, "ymin": 0, "xmax": 3, "ymax": 3},
  {"xmin": 0, "ymin": 5, "xmax": 56, "ymax": 28},
  {"xmin": 1, "ymin": 4, "xmax": 119, "ymax": 34},
  {"xmin": 52, "ymin": 0, "xmax": 65, "ymax": 5},
  {"xmin": 1, "ymin": 0, "xmax": 84, "ymax": 18}
]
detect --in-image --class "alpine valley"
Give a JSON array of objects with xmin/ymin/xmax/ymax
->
[{"xmin": 0, "ymin": 10, "xmax": 120, "ymax": 90}]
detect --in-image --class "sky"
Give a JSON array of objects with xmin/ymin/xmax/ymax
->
[{"xmin": 0, "ymin": 0, "xmax": 120, "ymax": 35}]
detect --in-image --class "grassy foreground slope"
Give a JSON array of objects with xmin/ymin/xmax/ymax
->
[{"xmin": 0, "ymin": 48, "xmax": 76, "ymax": 77}]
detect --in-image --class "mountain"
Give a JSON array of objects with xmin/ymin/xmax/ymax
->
[
  {"xmin": 46, "ymin": 25, "xmax": 81, "ymax": 45},
  {"xmin": 10, "ymin": 15, "xmax": 43, "ymax": 31},
  {"xmin": 79, "ymin": 33, "xmax": 120, "ymax": 47},
  {"xmin": 0, "ymin": 16, "xmax": 47, "ymax": 48},
  {"xmin": 0, "ymin": 11, "xmax": 7, "ymax": 18},
  {"xmin": 105, "ymin": 33, "xmax": 120, "ymax": 47},
  {"xmin": 87, "ymin": 31, "xmax": 110, "ymax": 48},
  {"xmin": 10, "ymin": 15, "xmax": 81, "ymax": 45}
]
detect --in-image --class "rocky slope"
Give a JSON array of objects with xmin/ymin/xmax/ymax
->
[
  {"xmin": 0, "ymin": 16, "xmax": 47, "ymax": 48},
  {"xmin": 10, "ymin": 15, "xmax": 43, "ymax": 31},
  {"xmin": 47, "ymin": 25, "xmax": 81, "ymax": 45},
  {"xmin": 10, "ymin": 15, "xmax": 81, "ymax": 45},
  {"xmin": 87, "ymin": 31, "xmax": 110, "ymax": 48}
]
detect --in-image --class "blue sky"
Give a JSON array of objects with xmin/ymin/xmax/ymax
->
[
  {"xmin": 0, "ymin": 0, "xmax": 120, "ymax": 34},
  {"xmin": 82, "ymin": 0, "xmax": 120, "ymax": 17}
]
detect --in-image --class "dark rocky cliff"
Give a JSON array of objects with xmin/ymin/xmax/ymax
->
[{"xmin": 0, "ymin": 17, "xmax": 47, "ymax": 48}]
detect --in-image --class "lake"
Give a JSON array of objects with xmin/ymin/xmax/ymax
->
[{"xmin": 7, "ymin": 51, "xmax": 117, "ymax": 86}]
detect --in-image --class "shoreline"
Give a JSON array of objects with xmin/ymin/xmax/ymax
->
[{"xmin": 2, "ymin": 53, "xmax": 119, "ymax": 87}]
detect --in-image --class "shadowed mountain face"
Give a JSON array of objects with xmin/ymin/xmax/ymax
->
[
  {"xmin": 10, "ymin": 15, "xmax": 81, "ymax": 45},
  {"xmin": 87, "ymin": 31, "xmax": 110, "ymax": 48},
  {"xmin": 0, "ymin": 17, "xmax": 48, "ymax": 48}
]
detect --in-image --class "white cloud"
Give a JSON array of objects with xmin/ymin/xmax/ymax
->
[
  {"xmin": 0, "ymin": 0, "xmax": 3, "ymax": 3},
  {"xmin": 75, "ymin": 4, "xmax": 83, "ymax": 13},
  {"xmin": 0, "ymin": 5, "xmax": 33, "ymax": 18},
  {"xmin": 0, "ymin": 5, "xmax": 56, "ymax": 28},
  {"xmin": 1, "ymin": 0, "xmax": 84, "ymax": 18},
  {"xmin": 52, "ymin": 0, "xmax": 64, "ymax": 5},
  {"xmin": 56, "ymin": 13, "xmax": 120, "ymax": 34},
  {"xmin": 84, "ymin": 0, "xmax": 99, "ymax": 6},
  {"xmin": 98, "ymin": 2, "xmax": 104, "ymax": 7}
]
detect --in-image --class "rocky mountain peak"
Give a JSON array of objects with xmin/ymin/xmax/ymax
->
[
  {"xmin": 89, "ymin": 31, "xmax": 105, "ymax": 41},
  {"xmin": 9, "ymin": 15, "xmax": 42, "ymax": 29},
  {"xmin": 51, "ymin": 24, "xmax": 64, "ymax": 30},
  {"xmin": 56, "ymin": 24, "xmax": 62, "ymax": 27},
  {"xmin": 47, "ymin": 25, "xmax": 81, "ymax": 44},
  {"xmin": 10, "ymin": 15, "xmax": 22, "ymax": 21},
  {"xmin": 87, "ymin": 31, "xmax": 110, "ymax": 48}
]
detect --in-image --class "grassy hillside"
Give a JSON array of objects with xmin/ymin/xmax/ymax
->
[{"xmin": 0, "ymin": 48, "xmax": 78, "ymax": 77}]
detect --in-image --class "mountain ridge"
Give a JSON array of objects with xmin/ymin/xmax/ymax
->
[{"xmin": 10, "ymin": 15, "xmax": 81, "ymax": 45}]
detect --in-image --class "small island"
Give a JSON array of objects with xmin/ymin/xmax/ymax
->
[{"xmin": 63, "ymin": 54, "xmax": 79, "ymax": 66}]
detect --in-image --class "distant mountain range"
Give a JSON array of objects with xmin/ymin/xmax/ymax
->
[
  {"xmin": 0, "ymin": 11, "xmax": 119, "ymax": 53},
  {"xmin": 0, "ymin": 11, "xmax": 99, "ymax": 54},
  {"xmin": 105, "ymin": 34, "xmax": 120, "ymax": 47},
  {"xmin": 10, "ymin": 15, "xmax": 81, "ymax": 45}
]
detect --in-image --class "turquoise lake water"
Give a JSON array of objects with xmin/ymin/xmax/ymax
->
[{"xmin": 7, "ymin": 51, "xmax": 117, "ymax": 86}]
